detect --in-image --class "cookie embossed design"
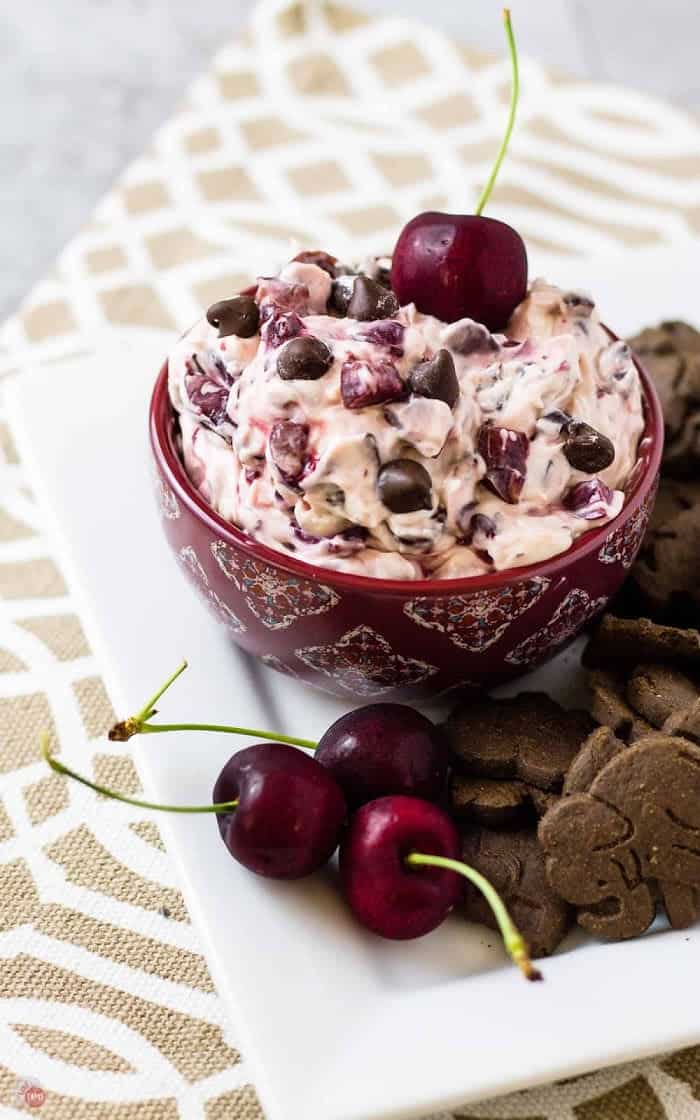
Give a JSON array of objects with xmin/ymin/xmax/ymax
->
[
  {"xmin": 210, "ymin": 540, "xmax": 339, "ymax": 629},
  {"xmin": 295, "ymin": 625, "xmax": 438, "ymax": 697},
  {"xmin": 539, "ymin": 737, "xmax": 700, "ymax": 939},
  {"xmin": 178, "ymin": 546, "xmax": 246, "ymax": 634},
  {"xmin": 404, "ymin": 578, "xmax": 550, "ymax": 652}
]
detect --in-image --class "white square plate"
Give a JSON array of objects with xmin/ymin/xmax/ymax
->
[{"xmin": 9, "ymin": 242, "xmax": 700, "ymax": 1120}]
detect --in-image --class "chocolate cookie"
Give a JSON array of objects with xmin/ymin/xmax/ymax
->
[
  {"xmin": 629, "ymin": 320, "xmax": 700, "ymax": 477},
  {"xmin": 587, "ymin": 669, "xmax": 636, "ymax": 736},
  {"xmin": 646, "ymin": 477, "xmax": 700, "ymax": 535},
  {"xmin": 540, "ymin": 736, "xmax": 700, "ymax": 939},
  {"xmin": 633, "ymin": 503, "xmax": 700, "ymax": 618},
  {"xmin": 446, "ymin": 692, "xmax": 594, "ymax": 792},
  {"xmin": 449, "ymin": 774, "xmax": 529, "ymax": 829},
  {"xmin": 626, "ymin": 663, "xmax": 698, "ymax": 728},
  {"xmin": 563, "ymin": 726, "xmax": 628, "ymax": 795},
  {"xmin": 584, "ymin": 615, "xmax": 700, "ymax": 670},
  {"xmin": 449, "ymin": 773, "xmax": 557, "ymax": 829},
  {"xmin": 663, "ymin": 696, "xmax": 700, "ymax": 743},
  {"xmin": 462, "ymin": 828, "xmax": 572, "ymax": 959}
]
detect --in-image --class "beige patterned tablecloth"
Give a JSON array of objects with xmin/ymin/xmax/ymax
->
[{"xmin": 2, "ymin": 1, "xmax": 700, "ymax": 1115}]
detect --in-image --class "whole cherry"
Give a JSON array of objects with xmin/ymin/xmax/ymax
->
[
  {"xmin": 42, "ymin": 733, "xmax": 346, "ymax": 881},
  {"xmin": 391, "ymin": 10, "xmax": 527, "ymax": 331},
  {"xmin": 340, "ymin": 795, "xmax": 462, "ymax": 939},
  {"xmin": 315, "ymin": 704, "xmax": 448, "ymax": 809},
  {"xmin": 340, "ymin": 795, "xmax": 541, "ymax": 979},
  {"xmin": 212, "ymin": 742, "xmax": 346, "ymax": 878}
]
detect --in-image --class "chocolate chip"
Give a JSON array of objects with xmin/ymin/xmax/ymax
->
[
  {"xmin": 347, "ymin": 275, "xmax": 399, "ymax": 321},
  {"xmin": 206, "ymin": 296, "xmax": 259, "ymax": 339},
  {"xmin": 292, "ymin": 249, "xmax": 338, "ymax": 277},
  {"xmin": 328, "ymin": 277, "xmax": 353, "ymax": 316},
  {"xmin": 377, "ymin": 459, "xmax": 432, "ymax": 514},
  {"xmin": 563, "ymin": 420, "xmax": 615, "ymax": 473},
  {"xmin": 277, "ymin": 336, "xmax": 333, "ymax": 381},
  {"xmin": 409, "ymin": 349, "xmax": 459, "ymax": 408}
]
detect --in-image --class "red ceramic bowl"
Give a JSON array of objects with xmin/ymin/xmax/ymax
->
[{"xmin": 149, "ymin": 353, "xmax": 662, "ymax": 702}]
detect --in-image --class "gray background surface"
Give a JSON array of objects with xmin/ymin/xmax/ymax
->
[{"xmin": 2, "ymin": 0, "xmax": 697, "ymax": 320}]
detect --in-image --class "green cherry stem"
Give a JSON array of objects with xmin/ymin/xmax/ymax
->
[
  {"xmin": 474, "ymin": 8, "xmax": 520, "ymax": 217},
  {"xmin": 40, "ymin": 733, "xmax": 239, "ymax": 815},
  {"xmin": 108, "ymin": 659, "xmax": 317, "ymax": 751},
  {"xmin": 406, "ymin": 852, "xmax": 542, "ymax": 982}
]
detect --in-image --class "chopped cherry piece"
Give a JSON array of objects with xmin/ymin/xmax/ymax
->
[
  {"xmin": 262, "ymin": 312, "xmax": 304, "ymax": 349},
  {"xmin": 357, "ymin": 319, "xmax": 405, "ymax": 355},
  {"xmin": 340, "ymin": 357, "xmax": 404, "ymax": 409},
  {"xmin": 183, "ymin": 354, "xmax": 234, "ymax": 430},
  {"xmin": 256, "ymin": 277, "xmax": 309, "ymax": 315},
  {"xmin": 564, "ymin": 479, "xmax": 614, "ymax": 520},
  {"xmin": 478, "ymin": 424, "xmax": 529, "ymax": 504},
  {"xmin": 269, "ymin": 421, "xmax": 309, "ymax": 481}
]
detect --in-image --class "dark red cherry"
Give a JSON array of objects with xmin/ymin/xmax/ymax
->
[
  {"xmin": 390, "ymin": 11, "xmax": 525, "ymax": 331},
  {"xmin": 392, "ymin": 211, "xmax": 527, "ymax": 331},
  {"xmin": 339, "ymin": 795, "xmax": 462, "ymax": 939},
  {"xmin": 213, "ymin": 743, "xmax": 346, "ymax": 879},
  {"xmin": 315, "ymin": 704, "xmax": 448, "ymax": 809}
]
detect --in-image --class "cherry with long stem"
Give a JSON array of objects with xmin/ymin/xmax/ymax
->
[
  {"xmin": 474, "ymin": 8, "xmax": 519, "ymax": 217},
  {"xmin": 40, "ymin": 732, "xmax": 239, "ymax": 813},
  {"xmin": 108, "ymin": 659, "xmax": 316, "ymax": 750},
  {"xmin": 406, "ymin": 852, "xmax": 541, "ymax": 981}
]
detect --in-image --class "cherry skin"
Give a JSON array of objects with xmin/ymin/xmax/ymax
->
[
  {"xmin": 339, "ymin": 795, "xmax": 462, "ymax": 939},
  {"xmin": 391, "ymin": 211, "xmax": 527, "ymax": 331},
  {"xmin": 315, "ymin": 704, "xmax": 448, "ymax": 809},
  {"xmin": 213, "ymin": 743, "xmax": 346, "ymax": 879}
]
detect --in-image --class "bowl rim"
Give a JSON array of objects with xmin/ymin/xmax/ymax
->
[{"xmin": 150, "ymin": 343, "xmax": 663, "ymax": 600}]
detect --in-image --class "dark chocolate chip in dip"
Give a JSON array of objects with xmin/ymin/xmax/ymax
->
[
  {"xmin": 206, "ymin": 296, "xmax": 259, "ymax": 339},
  {"xmin": 328, "ymin": 277, "xmax": 354, "ymax": 316},
  {"xmin": 409, "ymin": 349, "xmax": 459, "ymax": 408},
  {"xmin": 277, "ymin": 335, "xmax": 333, "ymax": 381},
  {"xmin": 377, "ymin": 459, "xmax": 433, "ymax": 514},
  {"xmin": 347, "ymin": 275, "xmax": 399, "ymax": 321},
  {"xmin": 563, "ymin": 420, "xmax": 615, "ymax": 473}
]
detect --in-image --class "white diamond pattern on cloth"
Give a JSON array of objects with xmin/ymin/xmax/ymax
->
[{"xmin": 1, "ymin": 0, "xmax": 699, "ymax": 1116}]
